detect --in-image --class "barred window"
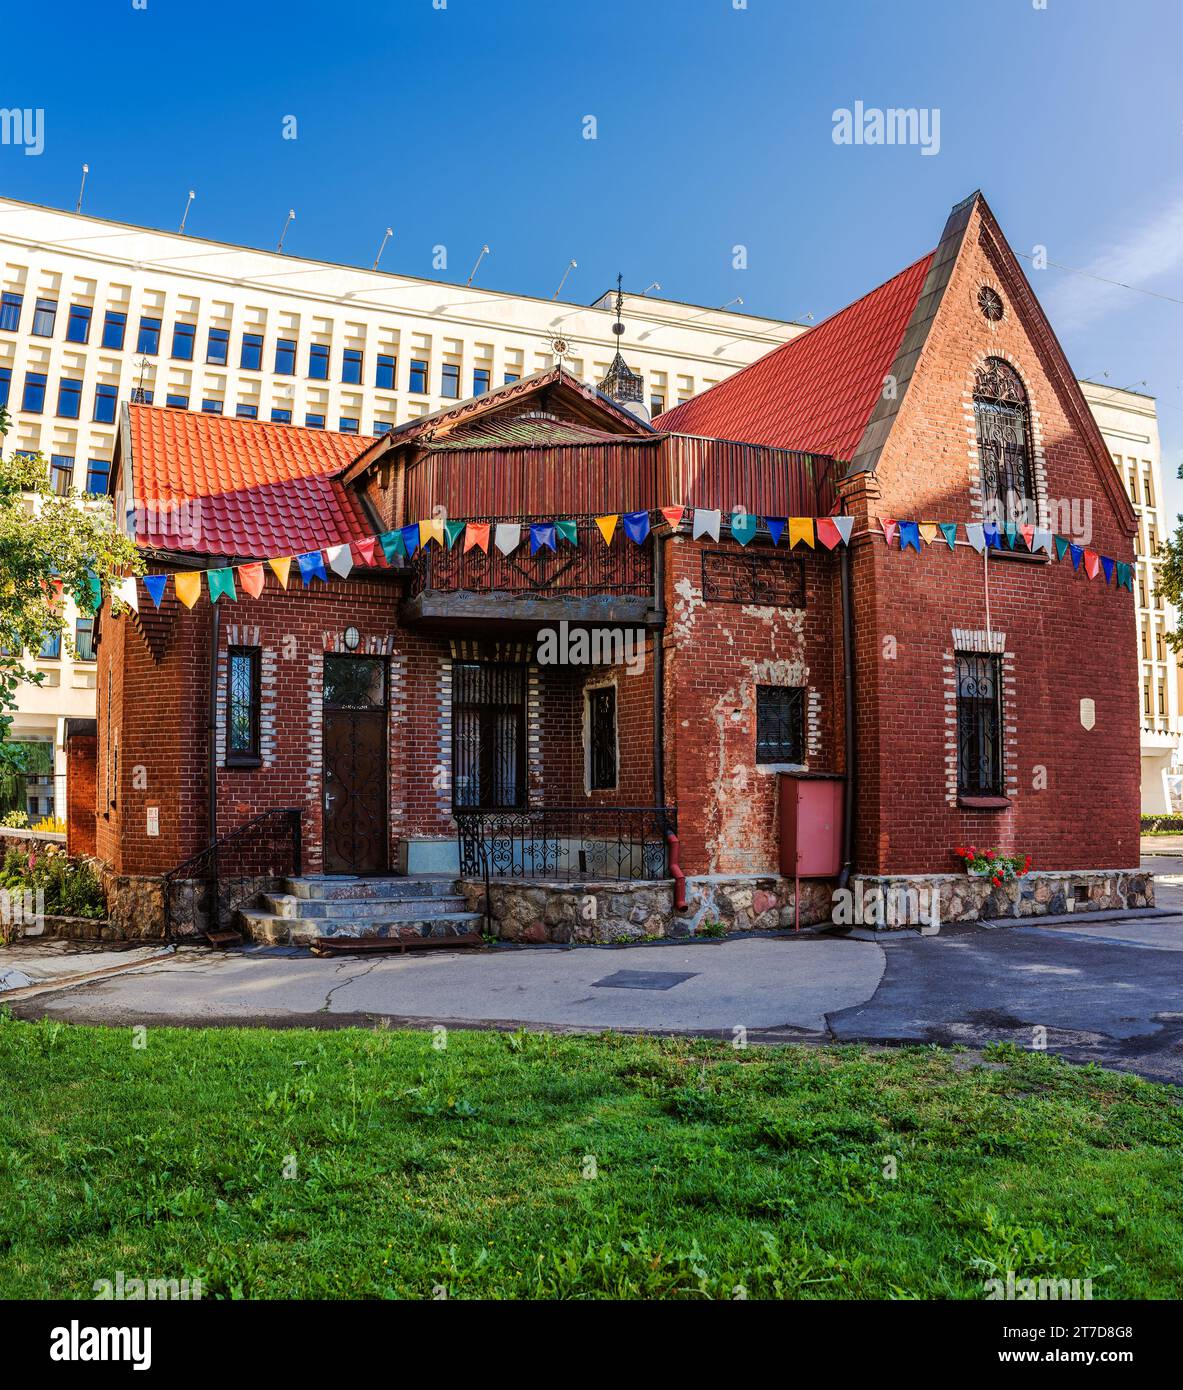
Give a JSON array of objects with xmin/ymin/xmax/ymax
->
[
  {"xmin": 956, "ymin": 653, "xmax": 1003, "ymax": 796},
  {"xmin": 452, "ymin": 662, "xmax": 526, "ymax": 809},
  {"xmin": 227, "ymin": 647, "xmax": 261, "ymax": 764},
  {"xmin": 755, "ymin": 685, "xmax": 804, "ymax": 764},
  {"xmin": 973, "ymin": 358, "xmax": 1035, "ymax": 528},
  {"xmin": 587, "ymin": 685, "xmax": 617, "ymax": 791}
]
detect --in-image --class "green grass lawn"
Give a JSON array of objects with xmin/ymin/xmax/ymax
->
[{"xmin": 2, "ymin": 1016, "xmax": 1181, "ymax": 1299}]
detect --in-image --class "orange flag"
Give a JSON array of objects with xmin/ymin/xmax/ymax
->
[
  {"xmin": 660, "ymin": 506, "xmax": 685, "ymax": 530},
  {"xmin": 269, "ymin": 556, "xmax": 293, "ymax": 589},
  {"xmin": 238, "ymin": 562, "xmax": 266, "ymax": 599},
  {"xmin": 788, "ymin": 517, "xmax": 815, "ymax": 549},
  {"xmin": 595, "ymin": 515, "xmax": 619, "ymax": 545},
  {"xmin": 918, "ymin": 522, "xmax": 939, "ymax": 547},
  {"xmin": 174, "ymin": 571, "xmax": 201, "ymax": 609},
  {"xmin": 464, "ymin": 522, "xmax": 490, "ymax": 554}
]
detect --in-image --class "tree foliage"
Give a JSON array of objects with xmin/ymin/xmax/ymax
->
[{"xmin": 0, "ymin": 405, "xmax": 141, "ymax": 766}]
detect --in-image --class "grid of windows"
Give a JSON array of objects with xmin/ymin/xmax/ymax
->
[
  {"xmin": 74, "ymin": 617, "xmax": 96, "ymax": 662},
  {"xmin": 441, "ymin": 363, "xmax": 460, "ymax": 398},
  {"xmin": 305, "ymin": 412, "xmax": 325, "ymax": 429},
  {"xmin": 473, "ymin": 367, "xmax": 490, "ymax": 396},
  {"xmin": 166, "ymin": 392, "xmax": 189, "ymax": 409},
  {"xmin": 201, "ymin": 398, "xmax": 223, "ymax": 414},
  {"xmin": 271, "ymin": 407, "xmax": 292, "ymax": 423},
  {"xmin": 409, "ymin": 359, "xmax": 428, "ymax": 393},
  {"xmin": 338, "ymin": 416, "xmax": 359, "ymax": 434},
  {"xmin": 236, "ymin": 403, "xmax": 258, "ymax": 419},
  {"xmin": 85, "ymin": 459, "xmax": 110, "ymax": 494},
  {"xmin": 0, "ymin": 367, "xmax": 9, "ymax": 408}
]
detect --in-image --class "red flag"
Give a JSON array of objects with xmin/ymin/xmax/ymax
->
[
  {"xmin": 237, "ymin": 562, "xmax": 266, "ymax": 599},
  {"xmin": 352, "ymin": 536, "xmax": 378, "ymax": 568},
  {"xmin": 660, "ymin": 506, "xmax": 685, "ymax": 530},
  {"xmin": 1083, "ymin": 548, "xmax": 1100, "ymax": 579},
  {"xmin": 465, "ymin": 522, "xmax": 491, "ymax": 553},
  {"xmin": 1020, "ymin": 524, "xmax": 1035, "ymax": 550},
  {"xmin": 815, "ymin": 517, "xmax": 841, "ymax": 550},
  {"xmin": 880, "ymin": 518, "xmax": 898, "ymax": 546}
]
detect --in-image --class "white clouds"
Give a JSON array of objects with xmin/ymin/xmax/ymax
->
[{"xmin": 1037, "ymin": 191, "xmax": 1183, "ymax": 332}]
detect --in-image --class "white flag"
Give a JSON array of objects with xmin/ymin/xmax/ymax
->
[
  {"xmin": 114, "ymin": 576, "xmax": 139, "ymax": 613},
  {"xmin": 495, "ymin": 522, "xmax": 522, "ymax": 556},
  {"xmin": 832, "ymin": 515, "xmax": 854, "ymax": 545},
  {"xmin": 326, "ymin": 543, "xmax": 354, "ymax": 577},
  {"xmin": 964, "ymin": 523, "xmax": 986, "ymax": 554},
  {"xmin": 691, "ymin": 508, "xmax": 721, "ymax": 541},
  {"xmin": 1032, "ymin": 527, "xmax": 1054, "ymax": 556}
]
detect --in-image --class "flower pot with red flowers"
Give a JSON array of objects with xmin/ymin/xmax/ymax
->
[{"xmin": 953, "ymin": 846, "xmax": 1031, "ymax": 888}]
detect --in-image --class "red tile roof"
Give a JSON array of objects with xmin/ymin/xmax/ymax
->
[
  {"xmin": 654, "ymin": 253, "xmax": 934, "ymax": 459},
  {"xmin": 127, "ymin": 406, "xmax": 375, "ymax": 557}
]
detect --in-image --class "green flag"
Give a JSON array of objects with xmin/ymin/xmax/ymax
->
[
  {"xmin": 444, "ymin": 519, "xmax": 466, "ymax": 550},
  {"xmin": 555, "ymin": 519, "xmax": 578, "ymax": 546},
  {"xmin": 207, "ymin": 567, "xmax": 237, "ymax": 603}
]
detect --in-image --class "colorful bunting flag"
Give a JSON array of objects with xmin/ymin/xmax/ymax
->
[
  {"xmin": 832, "ymin": 516, "xmax": 854, "ymax": 546},
  {"xmin": 379, "ymin": 531, "xmax": 405, "ymax": 564},
  {"xmin": 81, "ymin": 570, "xmax": 102, "ymax": 615},
  {"xmin": 1069, "ymin": 544, "xmax": 1084, "ymax": 571},
  {"xmin": 400, "ymin": 523, "xmax": 420, "ymax": 558},
  {"xmin": 965, "ymin": 523, "xmax": 986, "ymax": 554},
  {"xmin": 692, "ymin": 509, "xmax": 721, "ymax": 542},
  {"xmin": 1003, "ymin": 522, "xmax": 1018, "ymax": 550},
  {"xmin": 495, "ymin": 522, "xmax": 521, "ymax": 556},
  {"xmin": 983, "ymin": 522, "xmax": 1001, "ymax": 549},
  {"xmin": 353, "ymin": 536, "xmax": 378, "ymax": 568},
  {"xmin": 880, "ymin": 518, "xmax": 898, "ymax": 546},
  {"xmin": 623, "ymin": 510, "xmax": 651, "ymax": 544},
  {"xmin": 938, "ymin": 522, "xmax": 958, "ymax": 550},
  {"xmin": 419, "ymin": 518, "xmax": 444, "ymax": 549},
  {"xmin": 326, "ymin": 543, "xmax": 354, "ymax": 578},
  {"xmin": 787, "ymin": 517, "xmax": 814, "ymax": 549},
  {"xmin": 297, "ymin": 551, "xmax": 327, "ymax": 585},
  {"xmin": 765, "ymin": 517, "xmax": 787, "ymax": 547},
  {"xmin": 175, "ymin": 571, "xmax": 202, "ymax": 608},
  {"xmin": 1083, "ymin": 548, "xmax": 1100, "ymax": 580},
  {"xmin": 444, "ymin": 519, "xmax": 466, "ymax": 550},
  {"xmin": 815, "ymin": 517, "xmax": 841, "ymax": 550},
  {"xmin": 898, "ymin": 520, "xmax": 921, "ymax": 553},
  {"xmin": 1033, "ymin": 527, "xmax": 1054, "ymax": 556},
  {"xmin": 269, "ymin": 557, "xmax": 293, "ymax": 588},
  {"xmin": 208, "ymin": 567, "xmax": 238, "ymax": 603},
  {"xmin": 660, "ymin": 506, "xmax": 685, "ymax": 531},
  {"xmin": 595, "ymin": 515, "xmax": 619, "ymax": 545},
  {"xmin": 143, "ymin": 573, "xmax": 168, "ymax": 609},
  {"xmin": 555, "ymin": 519, "xmax": 578, "ymax": 546},
  {"xmin": 730, "ymin": 511, "xmax": 758, "ymax": 546},
  {"xmin": 918, "ymin": 522, "xmax": 939, "ymax": 547},
  {"xmin": 530, "ymin": 522, "xmax": 556, "ymax": 555},
  {"xmin": 1116, "ymin": 561, "xmax": 1132, "ymax": 591},
  {"xmin": 113, "ymin": 576, "xmax": 139, "ymax": 613},
  {"xmin": 1054, "ymin": 536, "xmax": 1070, "ymax": 561},
  {"xmin": 465, "ymin": 521, "xmax": 491, "ymax": 554},
  {"xmin": 1020, "ymin": 524, "xmax": 1035, "ymax": 550},
  {"xmin": 1101, "ymin": 556, "xmax": 1115, "ymax": 585},
  {"xmin": 238, "ymin": 562, "xmax": 266, "ymax": 599}
]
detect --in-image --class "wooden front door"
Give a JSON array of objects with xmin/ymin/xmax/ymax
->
[{"xmin": 322, "ymin": 656, "xmax": 388, "ymax": 873}]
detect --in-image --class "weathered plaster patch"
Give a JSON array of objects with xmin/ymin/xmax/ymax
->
[{"xmin": 672, "ymin": 577, "xmax": 705, "ymax": 644}]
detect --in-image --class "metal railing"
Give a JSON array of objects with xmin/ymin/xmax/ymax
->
[
  {"xmin": 162, "ymin": 807, "xmax": 302, "ymax": 941},
  {"xmin": 409, "ymin": 514, "xmax": 653, "ymax": 600}
]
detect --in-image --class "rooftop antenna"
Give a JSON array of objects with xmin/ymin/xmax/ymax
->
[
  {"xmin": 719, "ymin": 296, "xmax": 744, "ymax": 310},
  {"xmin": 75, "ymin": 163, "xmax": 89, "ymax": 214},
  {"xmin": 130, "ymin": 355, "xmax": 152, "ymax": 405},
  {"xmin": 179, "ymin": 190, "xmax": 195, "ymax": 235},
  {"xmin": 372, "ymin": 227, "xmax": 393, "ymax": 272},
  {"xmin": 277, "ymin": 209, "xmax": 295, "ymax": 254},
  {"xmin": 466, "ymin": 244, "xmax": 490, "ymax": 287},
  {"xmin": 640, "ymin": 281, "xmax": 662, "ymax": 296},
  {"xmin": 552, "ymin": 258, "xmax": 577, "ymax": 301}
]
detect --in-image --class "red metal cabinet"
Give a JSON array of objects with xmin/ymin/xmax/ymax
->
[{"xmin": 778, "ymin": 773, "xmax": 844, "ymax": 878}]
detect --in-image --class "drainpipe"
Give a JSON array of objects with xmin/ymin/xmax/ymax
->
[
  {"xmin": 207, "ymin": 603, "xmax": 220, "ymax": 849},
  {"xmin": 838, "ymin": 541, "xmax": 856, "ymax": 891},
  {"xmin": 653, "ymin": 533, "xmax": 685, "ymax": 907}
]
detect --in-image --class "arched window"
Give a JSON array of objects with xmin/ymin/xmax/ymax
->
[{"xmin": 973, "ymin": 358, "xmax": 1035, "ymax": 527}]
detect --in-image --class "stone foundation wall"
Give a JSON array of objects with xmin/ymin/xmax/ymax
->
[{"xmin": 849, "ymin": 868, "xmax": 1153, "ymax": 931}]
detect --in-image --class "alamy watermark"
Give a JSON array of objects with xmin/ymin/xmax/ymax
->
[
  {"xmin": 0, "ymin": 107, "xmax": 44, "ymax": 156},
  {"xmin": 535, "ymin": 621, "xmax": 645, "ymax": 676},
  {"xmin": 832, "ymin": 102, "xmax": 939, "ymax": 157}
]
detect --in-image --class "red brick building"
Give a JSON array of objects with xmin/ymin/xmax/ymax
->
[{"xmin": 90, "ymin": 193, "xmax": 1149, "ymax": 943}]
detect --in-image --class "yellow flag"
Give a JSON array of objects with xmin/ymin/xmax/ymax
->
[
  {"xmin": 595, "ymin": 514, "xmax": 619, "ymax": 545},
  {"xmin": 788, "ymin": 517, "xmax": 815, "ymax": 549},
  {"xmin": 174, "ymin": 571, "xmax": 201, "ymax": 609},
  {"xmin": 918, "ymin": 522, "xmax": 939, "ymax": 547},
  {"xmin": 269, "ymin": 556, "xmax": 293, "ymax": 589},
  {"xmin": 419, "ymin": 518, "xmax": 444, "ymax": 548}
]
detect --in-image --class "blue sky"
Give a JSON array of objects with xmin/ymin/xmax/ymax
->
[{"xmin": 2, "ymin": 0, "xmax": 1180, "ymax": 498}]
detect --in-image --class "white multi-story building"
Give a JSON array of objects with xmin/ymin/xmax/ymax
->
[
  {"xmin": 1079, "ymin": 379, "xmax": 1175, "ymax": 812},
  {"xmin": 0, "ymin": 197, "xmax": 1173, "ymax": 816}
]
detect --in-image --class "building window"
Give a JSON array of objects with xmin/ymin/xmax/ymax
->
[
  {"xmin": 206, "ymin": 327, "xmax": 229, "ymax": 365},
  {"xmin": 955, "ymin": 652, "xmax": 1003, "ymax": 797},
  {"xmin": 0, "ymin": 292, "xmax": 23, "ymax": 331},
  {"xmin": 74, "ymin": 617, "xmax": 96, "ymax": 662},
  {"xmin": 226, "ymin": 647, "xmax": 261, "ymax": 763},
  {"xmin": 441, "ymin": 363, "xmax": 460, "ymax": 398},
  {"xmin": 587, "ymin": 685, "xmax": 617, "ymax": 790},
  {"xmin": 93, "ymin": 383, "xmax": 118, "ymax": 423},
  {"xmin": 21, "ymin": 371, "xmax": 47, "ymax": 413},
  {"xmin": 85, "ymin": 459, "xmax": 110, "ymax": 495},
  {"xmin": 235, "ymin": 403, "xmax": 258, "ymax": 419},
  {"xmin": 650, "ymin": 394, "xmax": 665, "ymax": 416},
  {"xmin": 452, "ymin": 661, "xmax": 526, "ymax": 809},
  {"xmin": 65, "ymin": 304, "xmax": 92, "ymax": 344},
  {"xmin": 755, "ymin": 685, "xmax": 804, "ymax": 763},
  {"xmin": 56, "ymin": 377, "xmax": 83, "ymax": 419},
  {"xmin": 274, "ymin": 338, "xmax": 296, "ymax": 374},
  {"xmin": 201, "ymin": 398, "xmax": 223, "ymax": 415},
  {"xmin": 0, "ymin": 367, "xmax": 10, "ymax": 408},
  {"xmin": 101, "ymin": 310, "xmax": 127, "ymax": 349},
  {"xmin": 165, "ymin": 393, "xmax": 189, "ymax": 410},
  {"xmin": 342, "ymin": 349, "xmax": 363, "ymax": 384},
  {"xmin": 473, "ymin": 368, "xmax": 491, "ymax": 396},
  {"xmin": 372, "ymin": 419, "xmax": 392, "ymax": 435},
  {"xmin": 31, "ymin": 298, "xmax": 58, "ymax": 337},
  {"xmin": 49, "ymin": 454, "xmax": 75, "ymax": 494},
  {"xmin": 338, "ymin": 417, "xmax": 359, "ymax": 434},
  {"xmin": 376, "ymin": 354, "xmax": 396, "ymax": 390},
  {"xmin": 503, "ymin": 372, "xmax": 520, "ymax": 385},
  {"xmin": 305, "ymin": 412, "xmax": 325, "ymax": 429},
  {"xmin": 38, "ymin": 631, "xmax": 61, "ymax": 659},
  {"xmin": 171, "ymin": 321, "xmax": 196, "ymax": 359},
  {"xmin": 308, "ymin": 343, "xmax": 330, "ymax": 380},
  {"xmin": 240, "ymin": 332, "xmax": 263, "ymax": 371},
  {"xmin": 973, "ymin": 358, "xmax": 1036, "ymax": 529},
  {"xmin": 271, "ymin": 407, "xmax": 292, "ymax": 424},
  {"xmin": 137, "ymin": 316, "xmax": 162, "ymax": 354},
  {"xmin": 409, "ymin": 359, "xmax": 428, "ymax": 393}
]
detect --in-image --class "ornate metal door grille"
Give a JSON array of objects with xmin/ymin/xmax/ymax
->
[
  {"xmin": 973, "ymin": 358, "xmax": 1035, "ymax": 528},
  {"xmin": 452, "ymin": 661, "xmax": 527, "ymax": 809},
  {"xmin": 588, "ymin": 685, "xmax": 617, "ymax": 790},
  {"xmin": 956, "ymin": 653, "xmax": 1003, "ymax": 796},
  {"xmin": 755, "ymin": 685, "xmax": 804, "ymax": 763}
]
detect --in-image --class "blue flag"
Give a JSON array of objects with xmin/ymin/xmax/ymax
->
[
  {"xmin": 899, "ymin": 520, "xmax": 921, "ymax": 553},
  {"xmin": 730, "ymin": 511, "xmax": 758, "ymax": 546},
  {"xmin": 764, "ymin": 517, "xmax": 786, "ymax": 547},
  {"xmin": 400, "ymin": 523, "xmax": 420, "ymax": 558},
  {"xmin": 143, "ymin": 574, "xmax": 168, "ymax": 609},
  {"xmin": 982, "ymin": 522, "xmax": 1001, "ymax": 549},
  {"xmin": 1101, "ymin": 555, "xmax": 1115, "ymax": 584},
  {"xmin": 530, "ymin": 522, "xmax": 556, "ymax": 555},
  {"xmin": 1069, "ymin": 544, "xmax": 1084, "ymax": 571},
  {"xmin": 297, "ymin": 550, "xmax": 327, "ymax": 584},
  {"xmin": 623, "ymin": 510, "xmax": 651, "ymax": 544},
  {"xmin": 938, "ymin": 522, "xmax": 958, "ymax": 550}
]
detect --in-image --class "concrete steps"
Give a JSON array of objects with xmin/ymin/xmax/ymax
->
[{"xmin": 235, "ymin": 875, "xmax": 483, "ymax": 947}]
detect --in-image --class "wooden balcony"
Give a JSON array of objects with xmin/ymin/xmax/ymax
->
[{"xmin": 401, "ymin": 514, "xmax": 658, "ymax": 629}]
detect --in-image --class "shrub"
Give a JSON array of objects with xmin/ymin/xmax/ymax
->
[
  {"xmin": 1141, "ymin": 813, "xmax": 1183, "ymax": 833},
  {"xmin": 0, "ymin": 845, "xmax": 105, "ymax": 918},
  {"xmin": 0, "ymin": 810, "xmax": 29, "ymax": 829}
]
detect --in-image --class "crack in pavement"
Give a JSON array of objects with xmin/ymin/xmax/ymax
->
[{"xmin": 319, "ymin": 958, "xmax": 382, "ymax": 1013}]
